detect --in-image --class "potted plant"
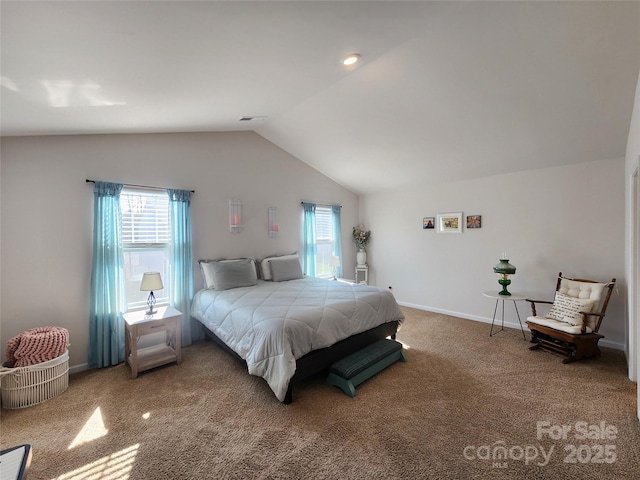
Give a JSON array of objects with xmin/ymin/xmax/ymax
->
[{"xmin": 352, "ymin": 225, "xmax": 371, "ymax": 266}]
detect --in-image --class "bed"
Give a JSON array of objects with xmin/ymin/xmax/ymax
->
[{"xmin": 190, "ymin": 255, "xmax": 404, "ymax": 403}]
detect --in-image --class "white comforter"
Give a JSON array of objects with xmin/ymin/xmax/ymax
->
[{"xmin": 190, "ymin": 277, "xmax": 404, "ymax": 401}]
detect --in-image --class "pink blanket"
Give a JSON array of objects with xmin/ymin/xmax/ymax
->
[{"xmin": 5, "ymin": 326, "xmax": 69, "ymax": 367}]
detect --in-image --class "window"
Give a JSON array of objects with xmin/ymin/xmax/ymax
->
[
  {"xmin": 302, "ymin": 202, "xmax": 342, "ymax": 279},
  {"xmin": 120, "ymin": 189, "xmax": 170, "ymax": 310},
  {"xmin": 315, "ymin": 206, "xmax": 336, "ymax": 278}
]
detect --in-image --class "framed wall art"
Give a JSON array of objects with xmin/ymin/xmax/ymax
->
[
  {"xmin": 423, "ymin": 217, "xmax": 435, "ymax": 229},
  {"xmin": 437, "ymin": 212, "xmax": 462, "ymax": 233},
  {"xmin": 466, "ymin": 215, "xmax": 482, "ymax": 229}
]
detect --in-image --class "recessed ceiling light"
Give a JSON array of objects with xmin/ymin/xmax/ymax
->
[{"xmin": 343, "ymin": 53, "xmax": 360, "ymax": 66}]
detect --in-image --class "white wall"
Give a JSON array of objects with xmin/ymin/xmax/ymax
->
[
  {"xmin": 360, "ymin": 158, "xmax": 627, "ymax": 349},
  {"xmin": 0, "ymin": 132, "xmax": 359, "ymax": 371},
  {"xmin": 1, "ymin": 130, "xmax": 629, "ymax": 375}
]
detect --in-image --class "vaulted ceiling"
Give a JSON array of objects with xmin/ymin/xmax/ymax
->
[{"xmin": 2, "ymin": 1, "xmax": 638, "ymax": 195}]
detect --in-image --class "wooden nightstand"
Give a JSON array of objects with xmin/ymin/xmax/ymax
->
[{"xmin": 123, "ymin": 306, "xmax": 182, "ymax": 379}]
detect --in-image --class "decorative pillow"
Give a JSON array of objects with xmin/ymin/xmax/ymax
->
[
  {"xmin": 260, "ymin": 253, "xmax": 298, "ymax": 281},
  {"xmin": 545, "ymin": 292, "xmax": 595, "ymax": 326},
  {"xmin": 269, "ymin": 256, "xmax": 303, "ymax": 282},
  {"xmin": 199, "ymin": 259, "xmax": 257, "ymax": 290}
]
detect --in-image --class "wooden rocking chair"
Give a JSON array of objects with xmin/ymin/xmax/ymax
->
[{"xmin": 525, "ymin": 272, "xmax": 615, "ymax": 364}]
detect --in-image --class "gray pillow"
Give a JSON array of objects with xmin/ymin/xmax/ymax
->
[
  {"xmin": 269, "ymin": 256, "xmax": 303, "ymax": 282},
  {"xmin": 259, "ymin": 253, "xmax": 298, "ymax": 281},
  {"xmin": 209, "ymin": 259, "xmax": 258, "ymax": 290}
]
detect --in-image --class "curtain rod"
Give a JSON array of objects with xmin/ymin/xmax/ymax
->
[
  {"xmin": 86, "ymin": 179, "xmax": 194, "ymax": 193},
  {"xmin": 300, "ymin": 201, "xmax": 342, "ymax": 208}
]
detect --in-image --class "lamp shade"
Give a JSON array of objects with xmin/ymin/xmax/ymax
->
[
  {"xmin": 329, "ymin": 256, "xmax": 341, "ymax": 268},
  {"xmin": 140, "ymin": 272, "xmax": 163, "ymax": 291},
  {"xmin": 493, "ymin": 259, "xmax": 516, "ymax": 275}
]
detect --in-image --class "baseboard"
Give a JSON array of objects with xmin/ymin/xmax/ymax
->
[
  {"xmin": 69, "ymin": 363, "xmax": 89, "ymax": 375},
  {"xmin": 397, "ymin": 301, "xmax": 625, "ymax": 352},
  {"xmin": 586, "ymin": 338, "xmax": 623, "ymax": 351}
]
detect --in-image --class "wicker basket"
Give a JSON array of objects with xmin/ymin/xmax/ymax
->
[{"xmin": 1, "ymin": 350, "xmax": 69, "ymax": 409}]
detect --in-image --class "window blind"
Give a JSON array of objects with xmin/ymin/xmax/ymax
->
[
  {"xmin": 315, "ymin": 206, "xmax": 333, "ymax": 242},
  {"xmin": 121, "ymin": 190, "xmax": 170, "ymax": 245}
]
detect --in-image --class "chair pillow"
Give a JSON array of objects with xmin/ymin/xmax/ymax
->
[
  {"xmin": 558, "ymin": 278, "xmax": 606, "ymax": 302},
  {"xmin": 545, "ymin": 292, "xmax": 595, "ymax": 326},
  {"xmin": 269, "ymin": 256, "xmax": 303, "ymax": 282}
]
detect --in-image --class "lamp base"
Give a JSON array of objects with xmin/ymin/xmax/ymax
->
[
  {"xmin": 498, "ymin": 277, "xmax": 512, "ymax": 296},
  {"xmin": 145, "ymin": 291, "xmax": 157, "ymax": 315}
]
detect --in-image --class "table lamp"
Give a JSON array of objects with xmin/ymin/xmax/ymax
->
[
  {"xmin": 329, "ymin": 256, "xmax": 340, "ymax": 280},
  {"xmin": 140, "ymin": 272, "xmax": 163, "ymax": 314},
  {"xmin": 493, "ymin": 256, "xmax": 516, "ymax": 296}
]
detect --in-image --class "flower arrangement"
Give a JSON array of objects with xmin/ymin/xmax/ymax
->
[{"xmin": 352, "ymin": 225, "xmax": 371, "ymax": 250}]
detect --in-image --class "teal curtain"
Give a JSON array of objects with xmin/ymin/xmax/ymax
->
[
  {"xmin": 331, "ymin": 205, "xmax": 343, "ymax": 278},
  {"xmin": 167, "ymin": 189, "xmax": 195, "ymax": 346},
  {"xmin": 89, "ymin": 182, "xmax": 125, "ymax": 368},
  {"xmin": 302, "ymin": 202, "xmax": 317, "ymax": 277}
]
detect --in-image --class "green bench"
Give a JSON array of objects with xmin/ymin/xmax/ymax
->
[{"xmin": 327, "ymin": 339, "xmax": 407, "ymax": 398}]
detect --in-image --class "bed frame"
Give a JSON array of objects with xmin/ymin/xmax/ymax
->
[{"xmin": 199, "ymin": 320, "xmax": 400, "ymax": 404}]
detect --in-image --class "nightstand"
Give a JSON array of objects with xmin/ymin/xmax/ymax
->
[{"xmin": 123, "ymin": 306, "xmax": 182, "ymax": 379}]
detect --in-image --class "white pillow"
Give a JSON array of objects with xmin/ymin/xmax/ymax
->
[
  {"xmin": 200, "ymin": 261, "xmax": 216, "ymax": 289},
  {"xmin": 545, "ymin": 292, "xmax": 595, "ymax": 326},
  {"xmin": 260, "ymin": 254, "xmax": 299, "ymax": 281}
]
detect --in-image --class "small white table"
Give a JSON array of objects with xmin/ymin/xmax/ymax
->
[
  {"xmin": 355, "ymin": 265, "xmax": 369, "ymax": 285},
  {"xmin": 123, "ymin": 306, "xmax": 182, "ymax": 378},
  {"xmin": 483, "ymin": 291, "xmax": 528, "ymax": 339}
]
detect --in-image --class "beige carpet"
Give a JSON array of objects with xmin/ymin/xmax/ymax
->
[{"xmin": 1, "ymin": 307, "xmax": 639, "ymax": 479}]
